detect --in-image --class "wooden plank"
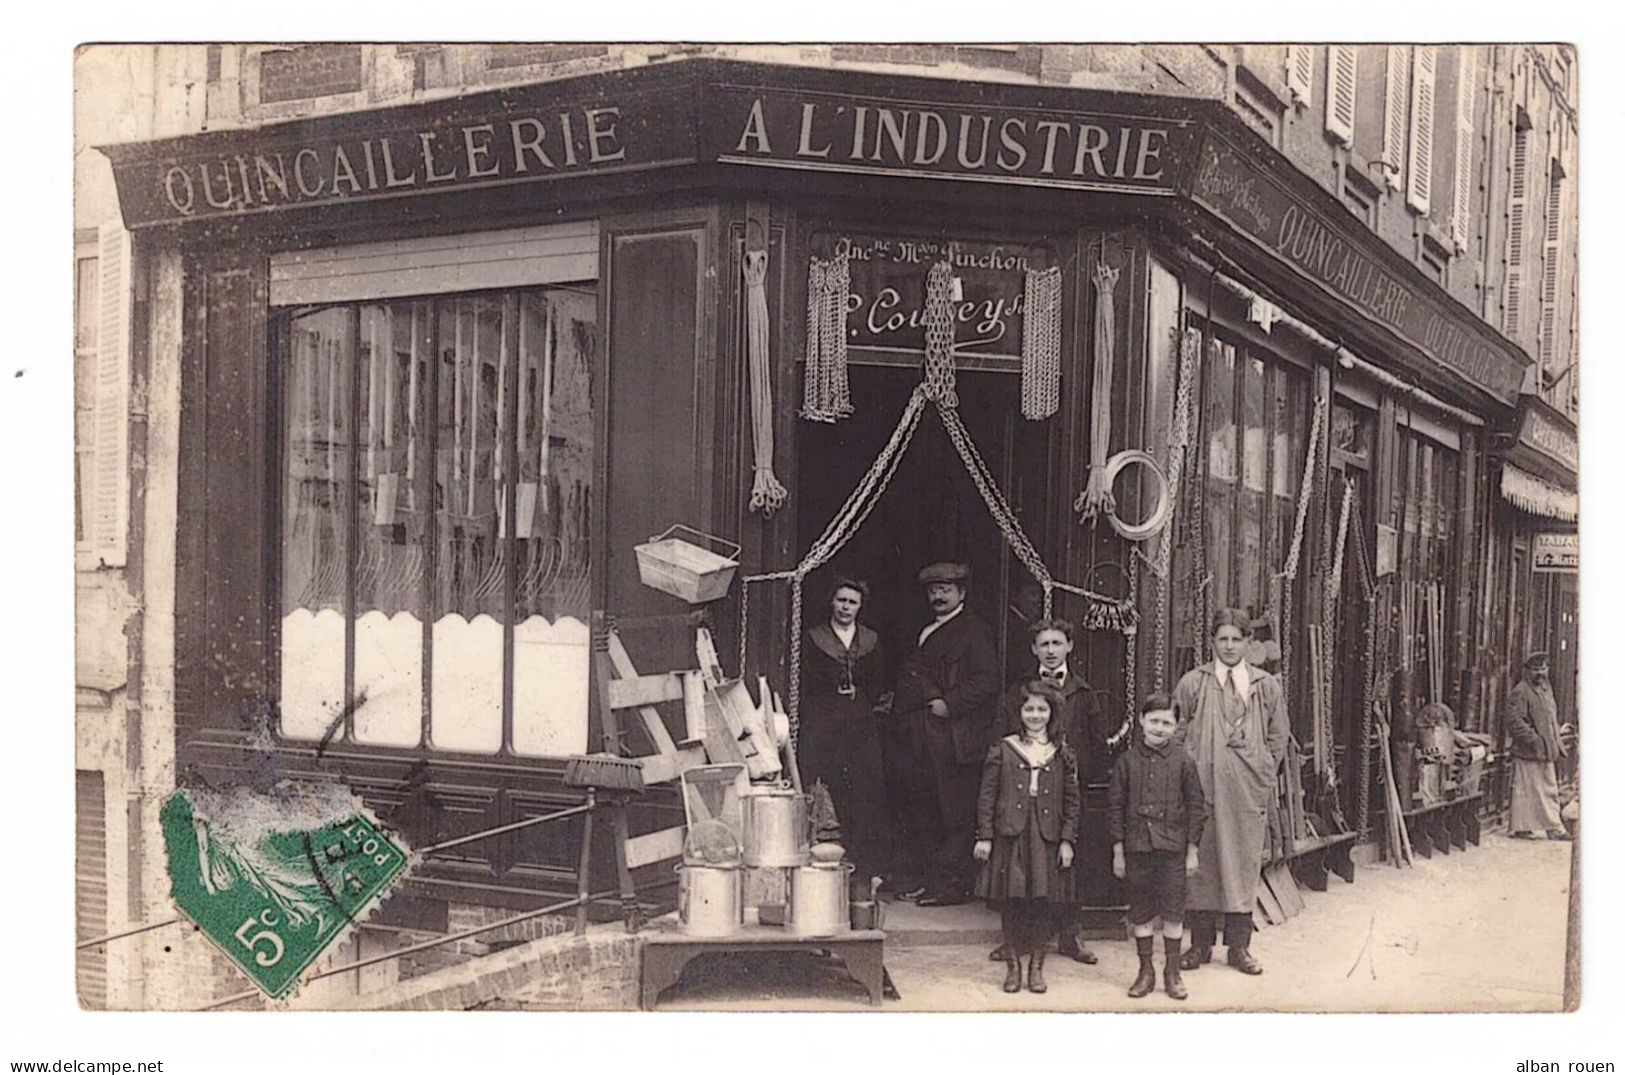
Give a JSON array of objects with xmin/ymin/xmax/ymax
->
[
  {"xmin": 606, "ymin": 633, "xmax": 680, "ymax": 758},
  {"xmin": 702, "ymin": 691, "xmax": 748, "ymax": 767},
  {"xmin": 626, "ymin": 825, "xmax": 687, "ymax": 870},
  {"xmin": 607, "ymin": 673, "xmax": 686, "ymax": 710},
  {"xmin": 637, "ymin": 745, "xmax": 709, "ymax": 786}
]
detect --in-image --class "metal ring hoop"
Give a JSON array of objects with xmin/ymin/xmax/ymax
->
[{"xmin": 1103, "ymin": 449, "xmax": 1173, "ymax": 542}]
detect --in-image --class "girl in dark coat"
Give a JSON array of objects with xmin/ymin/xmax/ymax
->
[
  {"xmin": 974, "ymin": 679, "xmax": 1081, "ymax": 994},
  {"xmin": 799, "ymin": 577, "xmax": 891, "ymax": 891}
]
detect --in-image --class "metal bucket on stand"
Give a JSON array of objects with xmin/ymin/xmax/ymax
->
[
  {"xmin": 788, "ymin": 862, "xmax": 853, "ymax": 937},
  {"xmin": 676, "ymin": 864, "xmax": 743, "ymax": 937},
  {"xmin": 741, "ymin": 788, "xmax": 810, "ymax": 868}
]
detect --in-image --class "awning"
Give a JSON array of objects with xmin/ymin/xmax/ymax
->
[{"xmin": 1500, "ymin": 463, "xmax": 1578, "ymax": 522}]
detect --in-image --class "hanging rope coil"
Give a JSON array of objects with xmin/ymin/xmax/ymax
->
[
  {"xmin": 1279, "ymin": 392, "xmax": 1327, "ymax": 584},
  {"xmin": 744, "ymin": 250, "xmax": 787, "ymax": 516},
  {"xmin": 1020, "ymin": 266, "xmax": 1062, "ymax": 420},
  {"xmin": 1152, "ymin": 327, "xmax": 1202, "ymax": 687},
  {"xmin": 802, "ymin": 252, "xmax": 853, "ymax": 422},
  {"xmin": 1076, "ymin": 260, "xmax": 1122, "ymax": 521}
]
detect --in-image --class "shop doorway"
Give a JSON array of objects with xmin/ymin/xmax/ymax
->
[{"xmin": 795, "ymin": 365, "xmax": 1052, "ymax": 678}]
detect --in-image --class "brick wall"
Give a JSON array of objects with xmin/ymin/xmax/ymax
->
[{"xmin": 364, "ymin": 925, "xmax": 643, "ymax": 1011}]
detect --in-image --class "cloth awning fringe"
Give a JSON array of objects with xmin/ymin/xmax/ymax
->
[{"xmin": 1500, "ymin": 463, "xmax": 1578, "ymax": 521}]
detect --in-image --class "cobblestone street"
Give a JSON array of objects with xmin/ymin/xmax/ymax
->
[{"xmin": 655, "ymin": 825, "xmax": 1573, "ymax": 1012}]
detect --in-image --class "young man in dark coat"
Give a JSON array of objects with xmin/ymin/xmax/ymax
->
[
  {"xmin": 989, "ymin": 617, "xmax": 1100, "ymax": 964},
  {"xmin": 885, "ymin": 561, "xmax": 1002, "ymax": 906}
]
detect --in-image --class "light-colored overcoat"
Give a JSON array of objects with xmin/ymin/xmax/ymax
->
[{"xmin": 1173, "ymin": 662, "xmax": 1288, "ymax": 913}]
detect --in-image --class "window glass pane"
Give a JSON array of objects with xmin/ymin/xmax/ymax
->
[
  {"xmin": 354, "ymin": 302, "xmax": 428, "ymax": 747},
  {"xmin": 280, "ymin": 309, "xmax": 352, "ymax": 740},
  {"xmin": 1204, "ymin": 339, "xmax": 1236, "ymax": 609},
  {"xmin": 1237, "ymin": 354, "xmax": 1266, "ymax": 613},
  {"xmin": 431, "ymin": 296, "xmax": 506, "ymax": 752},
  {"xmin": 513, "ymin": 288, "xmax": 595, "ymax": 757}
]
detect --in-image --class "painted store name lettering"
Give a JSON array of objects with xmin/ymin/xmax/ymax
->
[
  {"xmin": 159, "ymin": 107, "xmax": 627, "ymax": 216},
  {"xmin": 1523, "ymin": 410, "xmax": 1580, "ymax": 469},
  {"xmin": 732, "ymin": 97, "xmax": 1170, "ymax": 182}
]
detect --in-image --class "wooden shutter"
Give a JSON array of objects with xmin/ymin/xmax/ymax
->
[
  {"xmin": 1407, "ymin": 46, "xmax": 1438, "ymax": 214},
  {"xmin": 76, "ymin": 770, "xmax": 107, "ymax": 1009},
  {"xmin": 1326, "ymin": 46, "xmax": 1357, "ymax": 144},
  {"xmin": 91, "ymin": 222, "xmax": 132, "ymax": 566},
  {"xmin": 1451, "ymin": 47, "xmax": 1479, "ymax": 248},
  {"xmin": 1383, "ymin": 46, "xmax": 1409, "ymax": 188},
  {"xmin": 1539, "ymin": 170, "xmax": 1564, "ymax": 372},
  {"xmin": 1287, "ymin": 45, "xmax": 1314, "ymax": 106},
  {"xmin": 1506, "ymin": 125, "xmax": 1530, "ymax": 339}
]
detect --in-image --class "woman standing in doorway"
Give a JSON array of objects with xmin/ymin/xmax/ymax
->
[
  {"xmin": 800, "ymin": 577, "xmax": 891, "ymax": 891},
  {"xmin": 1173, "ymin": 608, "xmax": 1287, "ymax": 975}
]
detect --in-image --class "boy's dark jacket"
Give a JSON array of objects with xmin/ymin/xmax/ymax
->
[
  {"xmin": 1108, "ymin": 738, "xmax": 1208, "ymax": 853},
  {"xmin": 976, "ymin": 737, "xmax": 1081, "ymax": 843}
]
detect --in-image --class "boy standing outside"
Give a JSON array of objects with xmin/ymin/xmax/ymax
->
[{"xmin": 1110, "ymin": 693, "xmax": 1206, "ymax": 1000}]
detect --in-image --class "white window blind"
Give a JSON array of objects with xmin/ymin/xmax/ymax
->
[
  {"xmin": 1506, "ymin": 125, "xmax": 1531, "ymax": 340},
  {"xmin": 1382, "ymin": 46, "xmax": 1409, "ymax": 189},
  {"xmin": 1287, "ymin": 45, "xmax": 1314, "ymax": 106},
  {"xmin": 269, "ymin": 220, "xmax": 600, "ymax": 306},
  {"xmin": 1451, "ymin": 48, "xmax": 1478, "ymax": 248},
  {"xmin": 1406, "ymin": 46, "xmax": 1437, "ymax": 214},
  {"xmin": 1539, "ymin": 166, "xmax": 1565, "ymax": 374},
  {"xmin": 1326, "ymin": 46, "xmax": 1357, "ymax": 144},
  {"xmin": 91, "ymin": 221, "xmax": 132, "ymax": 567}
]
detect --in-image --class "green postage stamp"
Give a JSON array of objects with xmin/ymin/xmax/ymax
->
[{"xmin": 161, "ymin": 785, "xmax": 412, "ymax": 999}]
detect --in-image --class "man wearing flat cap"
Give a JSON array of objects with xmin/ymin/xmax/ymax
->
[
  {"xmin": 1505, "ymin": 651, "xmax": 1574, "ymax": 841},
  {"xmin": 884, "ymin": 561, "xmax": 1001, "ymax": 906}
]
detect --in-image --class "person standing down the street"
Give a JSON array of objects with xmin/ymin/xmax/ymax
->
[
  {"xmin": 975, "ymin": 679, "xmax": 1081, "ymax": 994},
  {"xmin": 1110, "ymin": 693, "xmax": 1207, "ymax": 1000},
  {"xmin": 1505, "ymin": 651, "xmax": 1573, "ymax": 841},
  {"xmin": 990, "ymin": 617, "xmax": 1099, "ymax": 965},
  {"xmin": 887, "ymin": 561, "xmax": 1002, "ymax": 907},
  {"xmin": 1173, "ymin": 608, "xmax": 1287, "ymax": 976}
]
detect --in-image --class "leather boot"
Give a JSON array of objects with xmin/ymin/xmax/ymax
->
[
  {"xmin": 1002, "ymin": 955, "xmax": 1022, "ymax": 993},
  {"xmin": 1127, "ymin": 936, "xmax": 1156, "ymax": 998},
  {"xmin": 1179, "ymin": 944, "xmax": 1212, "ymax": 971},
  {"xmin": 1027, "ymin": 950, "xmax": 1048, "ymax": 994},
  {"xmin": 1163, "ymin": 938, "xmax": 1188, "ymax": 1000},
  {"xmin": 1228, "ymin": 947, "xmax": 1263, "ymax": 975}
]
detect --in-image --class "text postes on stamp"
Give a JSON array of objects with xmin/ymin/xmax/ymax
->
[{"xmin": 160, "ymin": 785, "xmax": 411, "ymax": 999}]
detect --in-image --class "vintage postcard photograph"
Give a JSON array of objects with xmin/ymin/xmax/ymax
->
[{"xmin": 69, "ymin": 41, "xmax": 1580, "ymax": 1016}]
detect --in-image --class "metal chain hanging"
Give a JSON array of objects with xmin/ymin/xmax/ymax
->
[
  {"xmin": 802, "ymin": 252, "xmax": 853, "ymax": 422},
  {"xmin": 744, "ymin": 249, "xmax": 787, "ymax": 515},
  {"xmin": 922, "ymin": 261, "xmax": 959, "ymax": 408},
  {"xmin": 1154, "ymin": 326, "xmax": 1202, "ymax": 688},
  {"xmin": 1076, "ymin": 260, "xmax": 1122, "ymax": 521},
  {"xmin": 1020, "ymin": 266, "xmax": 1063, "ymax": 420}
]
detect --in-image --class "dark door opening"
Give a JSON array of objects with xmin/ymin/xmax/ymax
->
[{"xmin": 795, "ymin": 365, "xmax": 1046, "ymax": 682}]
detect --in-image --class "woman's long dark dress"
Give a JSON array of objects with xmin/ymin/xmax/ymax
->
[{"xmin": 800, "ymin": 622, "xmax": 890, "ymax": 883}]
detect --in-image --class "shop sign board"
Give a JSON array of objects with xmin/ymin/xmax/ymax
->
[
  {"xmin": 813, "ymin": 231, "xmax": 1052, "ymax": 364},
  {"xmin": 707, "ymin": 83, "xmax": 1197, "ymax": 196},
  {"xmin": 1533, "ymin": 532, "xmax": 1578, "ymax": 574},
  {"xmin": 1518, "ymin": 404, "xmax": 1580, "ymax": 475},
  {"xmin": 1189, "ymin": 135, "xmax": 1529, "ymax": 406},
  {"xmin": 104, "ymin": 83, "xmax": 698, "ymax": 228}
]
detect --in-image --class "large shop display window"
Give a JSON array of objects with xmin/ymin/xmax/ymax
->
[
  {"xmin": 1173, "ymin": 332, "xmax": 1311, "ymax": 665},
  {"xmin": 276, "ymin": 285, "xmax": 596, "ymax": 756},
  {"xmin": 1393, "ymin": 422, "xmax": 1461, "ymax": 713}
]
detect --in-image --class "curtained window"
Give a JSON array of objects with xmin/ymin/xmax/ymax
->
[{"xmin": 277, "ymin": 286, "xmax": 596, "ymax": 756}]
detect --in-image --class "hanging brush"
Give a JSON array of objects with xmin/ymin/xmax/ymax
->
[{"xmin": 562, "ymin": 753, "xmax": 648, "ymax": 792}]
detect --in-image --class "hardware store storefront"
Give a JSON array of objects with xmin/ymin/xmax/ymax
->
[{"xmin": 103, "ymin": 58, "xmax": 1533, "ymax": 925}]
